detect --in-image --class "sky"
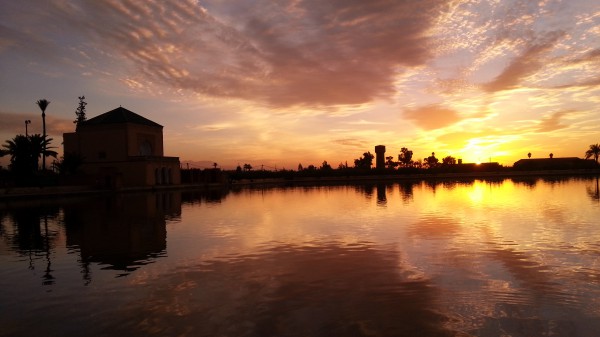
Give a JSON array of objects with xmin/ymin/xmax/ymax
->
[{"xmin": 1, "ymin": 0, "xmax": 599, "ymax": 170}]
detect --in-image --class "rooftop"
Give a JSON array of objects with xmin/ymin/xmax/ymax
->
[{"xmin": 83, "ymin": 107, "xmax": 162, "ymax": 127}]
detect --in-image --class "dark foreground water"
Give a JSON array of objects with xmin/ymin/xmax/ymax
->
[{"xmin": 1, "ymin": 176, "xmax": 600, "ymax": 337}]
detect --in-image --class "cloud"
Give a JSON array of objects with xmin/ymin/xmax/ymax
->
[
  {"xmin": 0, "ymin": 112, "xmax": 39, "ymax": 135},
  {"xmin": 194, "ymin": 123, "xmax": 235, "ymax": 132},
  {"xmin": 4, "ymin": 0, "xmax": 450, "ymax": 109},
  {"xmin": 344, "ymin": 120, "xmax": 386, "ymax": 126},
  {"xmin": 552, "ymin": 77, "xmax": 600, "ymax": 90},
  {"xmin": 536, "ymin": 110, "xmax": 575, "ymax": 132},
  {"xmin": 403, "ymin": 104, "xmax": 461, "ymax": 130},
  {"xmin": 0, "ymin": 111, "xmax": 74, "ymax": 143},
  {"xmin": 332, "ymin": 138, "xmax": 367, "ymax": 148},
  {"xmin": 482, "ymin": 31, "xmax": 565, "ymax": 93}
]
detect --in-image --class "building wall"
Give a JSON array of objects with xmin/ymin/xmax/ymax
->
[
  {"xmin": 65, "ymin": 124, "xmax": 129, "ymax": 162},
  {"xmin": 80, "ymin": 157, "xmax": 181, "ymax": 187},
  {"xmin": 64, "ymin": 122, "xmax": 180, "ymax": 187},
  {"xmin": 125, "ymin": 124, "xmax": 164, "ymax": 157}
]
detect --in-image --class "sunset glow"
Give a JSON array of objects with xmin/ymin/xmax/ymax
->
[{"xmin": 1, "ymin": 0, "xmax": 599, "ymax": 169}]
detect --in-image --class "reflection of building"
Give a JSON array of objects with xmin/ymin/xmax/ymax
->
[
  {"xmin": 513, "ymin": 157, "xmax": 596, "ymax": 170},
  {"xmin": 375, "ymin": 145, "xmax": 386, "ymax": 169},
  {"xmin": 63, "ymin": 107, "xmax": 181, "ymax": 187},
  {"xmin": 64, "ymin": 192, "xmax": 181, "ymax": 277}
]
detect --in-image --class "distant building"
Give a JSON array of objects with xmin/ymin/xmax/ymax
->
[
  {"xmin": 513, "ymin": 157, "xmax": 596, "ymax": 170},
  {"xmin": 375, "ymin": 145, "xmax": 386, "ymax": 169},
  {"xmin": 63, "ymin": 107, "xmax": 181, "ymax": 188}
]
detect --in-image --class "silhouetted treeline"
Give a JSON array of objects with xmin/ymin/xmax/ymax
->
[{"xmin": 223, "ymin": 162, "xmax": 510, "ymax": 182}]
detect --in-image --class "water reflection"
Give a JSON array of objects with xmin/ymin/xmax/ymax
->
[
  {"xmin": 511, "ymin": 176, "xmax": 539, "ymax": 188},
  {"xmin": 0, "ymin": 192, "xmax": 182, "ymax": 284},
  {"xmin": 588, "ymin": 177, "xmax": 599, "ymax": 203},
  {"xmin": 398, "ymin": 181, "xmax": 416, "ymax": 203},
  {"xmin": 63, "ymin": 193, "xmax": 180, "ymax": 280},
  {"xmin": 1, "ymin": 177, "xmax": 600, "ymax": 337},
  {"xmin": 376, "ymin": 183, "xmax": 390, "ymax": 206},
  {"xmin": 0, "ymin": 202, "xmax": 61, "ymax": 285},
  {"xmin": 118, "ymin": 242, "xmax": 456, "ymax": 337}
]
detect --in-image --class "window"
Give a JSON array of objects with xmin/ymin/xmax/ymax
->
[{"xmin": 139, "ymin": 140, "xmax": 152, "ymax": 156}]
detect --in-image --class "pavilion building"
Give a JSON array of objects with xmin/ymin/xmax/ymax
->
[{"xmin": 63, "ymin": 107, "xmax": 181, "ymax": 188}]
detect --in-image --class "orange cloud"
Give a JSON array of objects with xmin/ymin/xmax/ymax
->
[
  {"xmin": 39, "ymin": 0, "xmax": 450, "ymax": 108},
  {"xmin": 535, "ymin": 110, "xmax": 575, "ymax": 132},
  {"xmin": 403, "ymin": 104, "xmax": 461, "ymax": 130}
]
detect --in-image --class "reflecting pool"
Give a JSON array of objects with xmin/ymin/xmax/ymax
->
[{"xmin": 1, "ymin": 176, "xmax": 600, "ymax": 336}]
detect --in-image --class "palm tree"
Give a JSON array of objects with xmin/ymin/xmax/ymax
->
[
  {"xmin": 0, "ymin": 134, "xmax": 57, "ymax": 173},
  {"xmin": 36, "ymin": 99, "xmax": 50, "ymax": 170},
  {"xmin": 28, "ymin": 134, "xmax": 57, "ymax": 170},
  {"xmin": 585, "ymin": 144, "xmax": 600, "ymax": 164},
  {"xmin": 1, "ymin": 135, "xmax": 35, "ymax": 173}
]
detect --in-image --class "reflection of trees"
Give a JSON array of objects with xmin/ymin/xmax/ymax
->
[
  {"xmin": 511, "ymin": 177, "xmax": 538, "ymax": 188},
  {"xmin": 0, "ymin": 204, "xmax": 60, "ymax": 285},
  {"xmin": 354, "ymin": 184, "xmax": 374, "ymax": 199},
  {"xmin": 182, "ymin": 188, "xmax": 230, "ymax": 206},
  {"xmin": 422, "ymin": 179, "xmax": 478, "ymax": 193},
  {"xmin": 424, "ymin": 179, "xmax": 439, "ymax": 193},
  {"xmin": 398, "ymin": 181, "xmax": 417, "ymax": 203},
  {"xmin": 540, "ymin": 176, "xmax": 571, "ymax": 186}
]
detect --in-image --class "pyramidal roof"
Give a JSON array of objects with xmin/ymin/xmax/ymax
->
[{"xmin": 83, "ymin": 107, "xmax": 162, "ymax": 127}]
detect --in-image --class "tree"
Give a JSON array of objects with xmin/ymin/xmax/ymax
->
[
  {"xmin": 354, "ymin": 151, "xmax": 374, "ymax": 169},
  {"xmin": 28, "ymin": 134, "xmax": 58, "ymax": 171},
  {"xmin": 320, "ymin": 161, "xmax": 332, "ymax": 170},
  {"xmin": 424, "ymin": 152, "xmax": 439, "ymax": 169},
  {"xmin": 0, "ymin": 134, "xmax": 56, "ymax": 173},
  {"xmin": 585, "ymin": 144, "xmax": 600, "ymax": 164},
  {"xmin": 442, "ymin": 156, "xmax": 457, "ymax": 165},
  {"xmin": 36, "ymin": 99, "xmax": 50, "ymax": 170},
  {"xmin": 74, "ymin": 95, "xmax": 87, "ymax": 127},
  {"xmin": 385, "ymin": 156, "xmax": 398, "ymax": 169},
  {"xmin": 243, "ymin": 163, "xmax": 253, "ymax": 171},
  {"xmin": 527, "ymin": 152, "xmax": 532, "ymax": 159},
  {"xmin": 57, "ymin": 152, "xmax": 84, "ymax": 175},
  {"xmin": 1, "ymin": 135, "xmax": 34, "ymax": 173},
  {"xmin": 549, "ymin": 153, "xmax": 553, "ymax": 159},
  {"xmin": 298, "ymin": 163, "xmax": 303, "ymax": 171},
  {"xmin": 398, "ymin": 147, "xmax": 413, "ymax": 167}
]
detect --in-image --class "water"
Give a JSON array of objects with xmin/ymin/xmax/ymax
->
[{"xmin": 1, "ymin": 176, "xmax": 599, "ymax": 337}]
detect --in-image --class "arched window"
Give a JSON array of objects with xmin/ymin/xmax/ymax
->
[{"xmin": 139, "ymin": 141, "xmax": 152, "ymax": 156}]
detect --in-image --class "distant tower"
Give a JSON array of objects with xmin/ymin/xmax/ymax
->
[{"xmin": 375, "ymin": 145, "xmax": 386, "ymax": 169}]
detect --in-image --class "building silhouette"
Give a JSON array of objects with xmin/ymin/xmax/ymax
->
[
  {"xmin": 513, "ymin": 157, "xmax": 596, "ymax": 170},
  {"xmin": 63, "ymin": 107, "xmax": 181, "ymax": 187},
  {"xmin": 375, "ymin": 145, "xmax": 386, "ymax": 169}
]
